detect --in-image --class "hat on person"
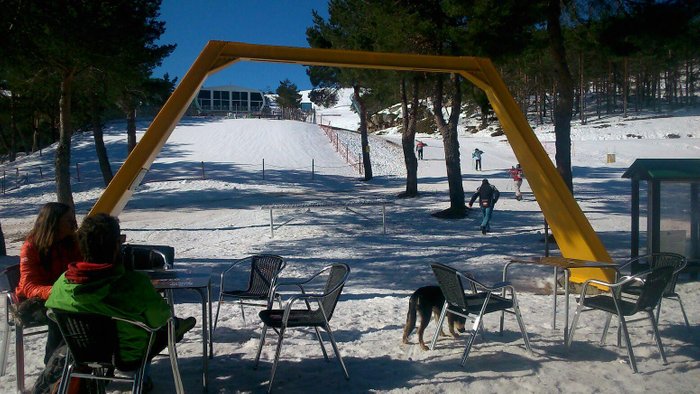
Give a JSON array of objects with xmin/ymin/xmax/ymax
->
[{"xmin": 482, "ymin": 179, "xmax": 489, "ymax": 184}]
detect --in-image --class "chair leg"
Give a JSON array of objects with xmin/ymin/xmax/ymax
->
[
  {"xmin": 676, "ymin": 296, "xmax": 691, "ymax": 329},
  {"xmin": 566, "ymin": 302, "xmax": 585, "ymax": 347},
  {"xmin": 512, "ymin": 301, "xmax": 532, "ymax": 353},
  {"xmin": 600, "ymin": 313, "xmax": 613, "ymax": 345},
  {"xmin": 15, "ymin": 325, "xmax": 25, "ymax": 394},
  {"xmin": 0, "ymin": 311, "xmax": 9, "ymax": 376},
  {"xmin": 460, "ymin": 316, "xmax": 481, "ymax": 367},
  {"xmin": 618, "ymin": 316, "xmax": 638, "ymax": 373},
  {"xmin": 648, "ymin": 311, "xmax": 668, "ymax": 365},
  {"xmin": 267, "ymin": 328, "xmax": 286, "ymax": 393},
  {"xmin": 429, "ymin": 303, "xmax": 448, "ymax": 351},
  {"xmin": 313, "ymin": 327, "xmax": 329, "ymax": 361},
  {"xmin": 239, "ymin": 300, "xmax": 247, "ymax": 326},
  {"xmin": 254, "ymin": 325, "xmax": 269, "ymax": 369},
  {"xmin": 665, "ymin": 295, "xmax": 691, "ymax": 330},
  {"xmin": 56, "ymin": 355, "xmax": 74, "ymax": 394},
  {"xmin": 214, "ymin": 294, "xmax": 224, "ymax": 331},
  {"xmin": 654, "ymin": 299, "xmax": 663, "ymax": 326},
  {"xmin": 324, "ymin": 324, "xmax": 349, "ymax": 380},
  {"xmin": 133, "ymin": 366, "xmax": 144, "ymax": 394}
]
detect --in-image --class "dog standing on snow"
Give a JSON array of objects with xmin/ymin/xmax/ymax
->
[{"xmin": 403, "ymin": 286, "xmax": 466, "ymax": 350}]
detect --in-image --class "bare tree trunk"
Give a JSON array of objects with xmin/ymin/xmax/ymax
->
[
  {"xmin": 32, "ymin": 115, "xmax": 39, "ymax": 152},
  {"xmin": 56, "ymin": 70, "xmax": 75, "ymax": 208},
  {"xmin": 432, "ymin": 74, "xmax": 465, "ymax": 216},
  {"xmin": 353, "ymin": 85, "xmax": 373, "ymax": 181},
  {"xmin": 579, "ymin": 52, "xmax": 586, "ymax": 124},
  {"xmin": 126, "ymin": 105, "xmax": 137, "ymax": 153},
  {"xmin": 596, "ymin": 78, "xmax": 601, "ymax": 119},
  {"xmin": 623, "ymin": 57, "xmax": 629, "ymax": 118},
  {"xmin": 547, "ymin": 0, "xmax": 574, "ymax": 192},
  {"xmin": 8, "ymin": 92, "xmax": 18, "ymax": 162},
  {"xmin": 92, "ymin": 94, "xmax": 113, "ymax": 186},
  {"xmin": 399, "ymin": 77, "xmax": 418, "ymax": 197},
  {"xmin": 688, "ymin": 58, "xmax": 695, "ymax": 104},
  {"xmin": 0, "ymin": 221, "xmax": 5, "ymax": 256}
]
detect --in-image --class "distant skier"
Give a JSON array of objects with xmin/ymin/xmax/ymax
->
[
  {"xmin": 416, "ymin": 140, "xmax": 427, "ymax": 160},
  {"xmin": 472, "ymin": 148, "xmax": 484, "ymax": 171},
  {"xmin": 468, "ymin": 179, "xmax": 500, "ymax": 234},
  {"xmin": 509, "ymin": 164, "xmax": 524, "ymax": 201}
]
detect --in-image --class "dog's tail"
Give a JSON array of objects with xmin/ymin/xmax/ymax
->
[{"xmin": 402, "ymin": 292, "xmax": 418, "ymax": 344}]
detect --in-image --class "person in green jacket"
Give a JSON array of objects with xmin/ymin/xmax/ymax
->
[{"xmin": 45, "ymin": 213, "xmax": 195, "ymax": 370}]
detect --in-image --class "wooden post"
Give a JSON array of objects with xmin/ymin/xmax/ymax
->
[
  {"xmin": 200, "ymin": 161, "xmax": 206, "ymax": 179},
  {"xmin": 335, "ymin": 133, "xmax": 339, "ymax": 151},
  {"xmin": 311, "ymin": 159, "xmax": 315, "ymax": 179},
  {"xmin": 345, "ymin": 144, "xmax": 348, "ymax": 162},
  {"xmin": 262, "ymin": 158, "xmax": 265, "ymax": 180},
  {"xmin": 544, "ymin": 218, "xmax": 550, "ymax": 257},
  {"xmin": 269, "ymin": 209, "xmax": 274, "ymax": 237},
  {"xmin": 39, "ymin": 166, "xmax": 43, "ymax": 178},
  {"xmin": 75, "ymin": 163, "xmax": 81, "ymax": 182}
]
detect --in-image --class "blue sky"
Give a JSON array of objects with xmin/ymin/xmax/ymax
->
[{"xmin": 154, "ymin": 1, "xmax": 329, "ymax": 93}]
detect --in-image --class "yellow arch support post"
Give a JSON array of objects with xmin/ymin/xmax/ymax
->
[{"xmin": 88, "ymin": 41, "xmax": 613, "ymax": 284}]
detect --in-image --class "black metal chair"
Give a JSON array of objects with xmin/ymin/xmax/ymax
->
[
  {"xmin": 619, "ymin": 253, "xmax": 689, "ymax": 329},
  {"xmin": 0, "ymin": 263, "xmax": 49, "ymax": 393},
  {"xmin": 48, "ymin": 308, "xmax": 170, "ymax": 394},
  {"xmin": 214, "ymin": 255, "xmax": 285, "ymax": 328},
  {"xmin": 429, "ymin": 263, "xmax": 531, "ymax": 366},
  {"xmin": 254, "ymin": 263, "xmax": 350, "ymax": 393},
  {"xmin": 121, "ymin": 244, "xmax": 175, "ymax": 271},
  {"xmin": 567, "ymin": 265, "xmax": 674, "ymax": 373}
]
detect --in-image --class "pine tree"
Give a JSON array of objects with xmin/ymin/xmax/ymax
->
[{"xmin": 275, "ymin": 79, "xmax": 302, "ymax": 119}]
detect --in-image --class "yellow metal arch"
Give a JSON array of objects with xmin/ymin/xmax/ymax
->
[{"xmin": 89, "ymin": 41, "xmax": 613, "ymax": 283}]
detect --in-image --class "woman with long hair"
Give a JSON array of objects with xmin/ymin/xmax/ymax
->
[{"xmin": 16, "ymin": 202, "xmax": 81, "ymax": 363}]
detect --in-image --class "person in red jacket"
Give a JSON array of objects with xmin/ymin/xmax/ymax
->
[{"xmin": 16, "ymin": 202, "xmax": 81, "ymax": 364}]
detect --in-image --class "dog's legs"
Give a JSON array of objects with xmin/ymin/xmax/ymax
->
[{"xmin": 433, "ymin": 309, "xmax": 447, "ymax": 337}]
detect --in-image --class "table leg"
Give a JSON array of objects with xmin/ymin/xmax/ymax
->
[
  {"xmin": 269, "ymin": 209, "xmax": 274, "ymax": 237},
  {"xmin": 0, "ymin": 297, "xmax": 9, "ymax": 376},
  {"xmin": 194, "ymin": 288, "xmax": 209, "ymax": 392},
  {"xmin": 166, "ymin": 290, "xmax": 184, "ymax": 394},
  {"xmin": 564, "ymin": 269, "xmax": 570, "ymax": 344},
  {"xmin": 208, "ymin": 283, "xmax": 213, "ymax": 359},
  {"xmin": 552, "ymin": 267, "xmax": 558, "ymax": 330}
]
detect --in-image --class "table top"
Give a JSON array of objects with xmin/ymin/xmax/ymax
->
[
  {"xmin": 141, "ymin": 268, "xmax": 212, "ymax": 289},
  {"xmin": 510, "ymin": 256, "xmax": 619, "ymax": 270}
]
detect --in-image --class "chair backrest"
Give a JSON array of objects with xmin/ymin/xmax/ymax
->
[
  {"xmin": 247, "ymin": 255, "xmax": 286, "ymax": 297},
  {"xmin": 635, "ymin": 266, "xmax": 675, "ymax": 312},
  {"xmin": 121, "ymin": 244, "xmax": 175, "ymax": 270},
  {"xmin": 320, "ymin": 263, "xmax": 350, "ymax": 321},
  {"xmin": 431, "ymin": 263, "xmax": 471, "ymax": 310},
  {"xmin": 630, "ymin": 253, "xmax": 686, "ymax": 295},
  {"xmin": 49, "ymin": 309, "xmax": 119, "ymax": 369},
  {"xmin": 0, "ymin": 264, "xmax": 21, "ymax": 294}
]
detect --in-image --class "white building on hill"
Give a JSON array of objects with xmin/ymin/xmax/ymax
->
[{"xmin": 194, "ymin": 85, "xmax": 266, "ymax": 115}]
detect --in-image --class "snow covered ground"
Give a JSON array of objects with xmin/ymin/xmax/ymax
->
[{"xmin": 1, "ymin": 101, "xmax": 699, "ymax": 393}]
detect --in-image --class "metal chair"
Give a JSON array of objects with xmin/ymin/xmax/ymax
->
[
  {"xmin": 0, "ymin": 263, "xmax": 49, "ymax": 393},
  {"xmin": 567, "ymin": 265, "xmax": 674, "ymax": 373},
  {"xmin": 48, "ymin": 308, "xmax": 170, "ymax": 394},
  {"xmin": 121, "ymin": 244, "xmax": 175, "ymax": 270},
  {"xmin": 214, "ymin": 255, "xmax": 285, "ymax": 328},
  {"xmin": 620, "ymin": 253, "xmax": 689, "ymax": 329},
  {"xmin": 429, "ymin": 263, "xmax": 531, "ymax": 366},
  {"xmin": 254, "ymin": 263, "xmax": 350, "ymax": 393}
]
